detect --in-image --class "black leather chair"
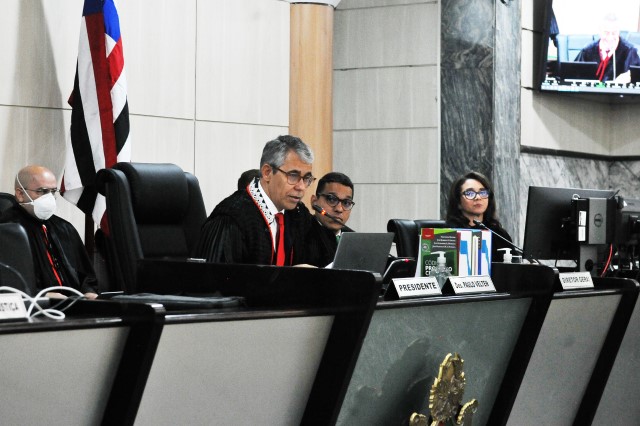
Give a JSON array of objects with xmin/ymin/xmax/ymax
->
[
  {"xmin": 0, "ymin": 192, "xmax": 18, "ymax": 215},
  {"xmin": 387, "ymin": 219, "xmax": 447, "ymax": 258},
  {"xmin": 96, "ymin": 162, "xmax": 207, "ymax": 293},
  {"xmin": 0, "ymin": 223, "xmax": 37, "ymax": 295}
]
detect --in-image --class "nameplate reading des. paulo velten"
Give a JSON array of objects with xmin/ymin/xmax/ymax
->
[
  {"xmin": 391, "ymin": 277, "xmax": 442, "ymax": 299},
  {"xmin": 448, "ymin": 275, "xmax": 496, "ymax": 295},
  {"xmin": 558, "ymin": 272, "xmax": 594, "ymax": 290}
]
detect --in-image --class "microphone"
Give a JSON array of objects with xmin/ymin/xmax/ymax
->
[
  {"xmin": 312, "ymin": 204, "xmax": 343, "ymax": 224},
  {"xmin": 472, "ymin": 220, "xmax": 524, "ymax": 254}
]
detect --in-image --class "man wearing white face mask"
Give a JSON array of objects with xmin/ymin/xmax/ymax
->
[{"xmin": 0, "ymin": 165, "xmax": 98, "ymax": 298}]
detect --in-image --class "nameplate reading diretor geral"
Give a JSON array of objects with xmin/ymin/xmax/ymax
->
[
  {"xmin": 558, "ymin": 272, "xmax": 594, "ymax": 290},
  {"xmin": 448, "ymin": 275, "xmax": 496, "ymax": 295},
  {"xmin": 391, "ymin": 277, "xmax": 442, "ymax": 298},
  {"xmin": 0, "ymin": 293, "xmax": 28, "ymax": 320}
]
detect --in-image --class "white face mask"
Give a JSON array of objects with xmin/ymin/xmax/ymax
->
[
  {"xmin": 29, "ymin": 193, "xmax": 57, "ymax": 220},
  {"xmin": 16, "ymin": 175, "xmax": 57, "ymax": 220}
]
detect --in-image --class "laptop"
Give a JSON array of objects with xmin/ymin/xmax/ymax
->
[
  {"xmin": 558, "ymin": 61, "xmax": 598, "ymax": 81},
  {"xmin": 330, "ymin": 232, "xmax": 394, "ymax": 275},
  {"xmin": 630, "ymin": 65, "xmax": 640, "ymax": 84}
]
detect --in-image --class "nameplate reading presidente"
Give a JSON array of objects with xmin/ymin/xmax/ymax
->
[
  {"xmin": 0, "ymin": 293, "xmax": 28, "ymax": 321},
  {"xmin": 448, "ymin": 275, "xmax": 496, "ymax": 295},
  {"xmin": 558, "ymin": 272, "xmax": 594, "ymax": 290},
  {"xmin": 391, "ymin": 277, "xmax": 442, "ymax": 298}
]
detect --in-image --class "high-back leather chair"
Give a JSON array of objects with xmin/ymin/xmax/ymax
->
[
  {"xmin": 0, "ymin": 223, "xmax": 38, "ymax": 295},
  {"xmin": 96, "ymin": 162, "xmax": 207, "ymax": 293},
  {"xmin": 0, "ymin": 192, "xmax": 18, "ymax": 215},
  {"xmin": 387, "ymin": 219, "xmax": 447, "ymax": 258}
]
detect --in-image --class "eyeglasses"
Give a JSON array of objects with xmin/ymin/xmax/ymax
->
[
  {"xmin": 318, "ymin": 193, "xmax": 356, "ymax": 210},
  {"xmin": 272, "ymin": 166, "xmax": 316, "ymax": 187},
  {"xmin": 23, "ymin": 188, "xmax": 59, "ymax": 196},
  {"xmin": 461, "ymin": 189, "xmax": 490, "ymax": 200}
]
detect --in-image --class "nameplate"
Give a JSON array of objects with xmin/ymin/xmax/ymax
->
[
  {"xmin": 391, "ymin": 277, "xmax": 442, "ymax": 299},
  {"xmin": 448, "ymin": 275, "xmax": 496, "ymax": 295},
  {"xmin": 558, "ymin": 272, "xmax": 594, "ymax": 290},
  {"xmin": 0, "ymin": 293, "xmax": 28, "ymax": 321}
]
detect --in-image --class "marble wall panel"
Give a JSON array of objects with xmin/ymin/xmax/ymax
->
[
  {"xmin": 347, "ymin": 183, "xmax": 440, "ymax": 232},
  {"xmin": 333, "ymin": 128, "xmax": 439, "ymax": 184},
  {"xmin": 440, "ymin": 0, "xmax": 494, "ymax": 217},
  {"xmin": 521, "ymin": 29, "xmax": 540, "ymax": 89},
  {"xmin": 440, "ymin": 67, "xmax": 493, "ymax": 217},
  {"xmin": 494, "ymin": 0, "xmax": 522, "ymax": 239},
  {"xmin": 334, "ymin": 3, "xmax": 438, "ymax": 69},
  {"xmin": 129, "ymin": 116, "xmax": 196, "ymax": 174},
  {"xmin": 522, "ymin": 0, "xmax": 545, "ymax": 32},
  {"xmin": 610, "ymin": 160, "xmax": 640, "ymax": 199},
  {"xmin": 194, "ymin": 121, "xmax": 289, "ymax": 214},
  {"xmin": 493, "ymin": 155, "xmax": 520, "ymax": 239},
  {"xmin": 610, "ymin": 103, "xmax": 640, "ymax": 156},
  {"xmin": 520, "ymin": 89, "xmax": 612, "ymax": 155},
  {"xmin": 196, "ymin": 0, "xmax": 289, "ymax": 126},
  {"xmin": 338, "ymin": 0, "xmax": 436, "ymax": 9},
  {"xmin": 441, "ymin": 0, "xmax": 493, "ymax": 70},
  {"xmin": 334, "ymin": 66, "xmax": 438, "ymax": 130},
  {"xmin": 333, "ymin": 0, "xmax": 441, "ymax": 229},
  {"xmin": 0, "ymin": 0, "xmax": 81, "ymax": 109},
  {"xmin": 121, "ymin": 0, "xmax": 197, "ymax": 119},
  {"xmin": 0, "ymin": 106, "xmax": 68, "ymax": 192}
]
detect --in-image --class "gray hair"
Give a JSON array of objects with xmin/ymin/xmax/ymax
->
[{"xmin": 260, "ymin": 135, "xmax": 314, "ymax": 168}]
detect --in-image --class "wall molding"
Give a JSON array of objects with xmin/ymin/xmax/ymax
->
[{"xmin": 520, "ymin": 145, "xmax": 640, "ymax": 162}]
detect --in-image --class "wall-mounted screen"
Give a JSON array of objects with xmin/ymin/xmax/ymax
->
[{"xmin": 538, "ymin": 0, "xmax": 640, "ymax": 96}]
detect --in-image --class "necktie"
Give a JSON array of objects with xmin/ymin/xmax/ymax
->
[
  {"xmin": 42, "ymin": 224, "xmax": 63, "ymax": 286},
  {"xmin": 275, "ymin": 213, "xmax": 285, "ymax": 266},
  {"xmin": 336, "ymin": 233, "xmax": 341, "ymax": 244},
  {"xmin": 596, "ymin": 51, "xmax": 611, "ymax": 81}
]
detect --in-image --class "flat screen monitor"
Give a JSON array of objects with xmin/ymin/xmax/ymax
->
[
  {"xmin": 538, "ymin": 0, "xmax": 640, "ymax": 96},
  {"xmin": 614, "ymin": 198, "xmax": 640, "ymax": 245},
  {"xmin": 523, "ymin": 186, "xmax": 615, "ymax": 262}
]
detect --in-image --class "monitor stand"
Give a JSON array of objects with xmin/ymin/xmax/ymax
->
[{"xmin": 578, "ymin": 245, "xmax": 599, "ymax": 276}]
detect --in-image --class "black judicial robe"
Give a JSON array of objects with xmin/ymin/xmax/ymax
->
[
  {"xmin": 194, "ymin": 188, "xmax": 312, "ymax": 266},
  {"xmin": 304, "ymin": 219, "xmax": 354, "ymax": 267},
  {"xmin": 0, "ymin": 205, "xmax": 98, "ymax": 295},
  {"xmin": 575, "ymin": 39, "xmax": 640, "ymax": 81}
]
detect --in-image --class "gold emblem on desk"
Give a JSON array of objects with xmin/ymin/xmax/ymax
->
[{"xmin": 409, "ymin": 352, "xmax": 478, "ymax": 426}]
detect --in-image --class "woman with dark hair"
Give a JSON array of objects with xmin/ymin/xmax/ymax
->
[{"xmin": 446, "ymin": 171, "xmax": 513, "ymax": 261}]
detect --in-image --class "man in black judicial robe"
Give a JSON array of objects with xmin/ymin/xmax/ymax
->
[
  {"xmin": 575, "ymin": 14, "xmax": 640, "ymax": 82},
  {"xmin": 194, "ymin": 135, "xmax": 315, "ymax": 266},
  {"xmin": 0, "ymin": 165, "xmax": 98, "ymax": 297},
  {"xmin": 306, "ymin": 172, "xmax": 356, "ymax": 267}
]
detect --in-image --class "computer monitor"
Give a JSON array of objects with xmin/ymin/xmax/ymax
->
[
  {"xmin": 523, "ymin": 186, "xmax": 616, "ymax": 270},
  {"xmin": 537, "ymin": 0, "xmax": 640, "ymax": 97},
  {"xmin": 613, "ymin": 198, "xmax": 640, "ymax": 273}
]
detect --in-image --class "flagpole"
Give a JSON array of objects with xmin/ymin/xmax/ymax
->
[{"xmin": 84, "ymin": 214, "xmax": 95, "ymax": 255}]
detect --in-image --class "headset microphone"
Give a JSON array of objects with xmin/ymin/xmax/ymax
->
[{"xmin": 312, "ymin": 204, "xmax": 343, "ymax": 224}]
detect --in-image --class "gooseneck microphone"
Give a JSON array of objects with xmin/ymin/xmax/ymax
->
[
  {"xmin": 472, "ymin": 220, "xmax": 525, "ymax": 254},
  {"xmin": 312, "ymin": 204, "xmax": 343, "ymax": 224}
]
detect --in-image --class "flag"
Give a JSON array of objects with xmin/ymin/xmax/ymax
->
[{"xmin": 62, "ymin": 0, "xmax": 130, "ymax": 228}]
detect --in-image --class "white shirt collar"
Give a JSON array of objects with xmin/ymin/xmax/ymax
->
[{"xmin": 258, "ymin": 180, "xmax": 282, "ymax": 222}]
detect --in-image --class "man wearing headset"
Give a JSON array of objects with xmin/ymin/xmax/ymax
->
[{"xmin": 306, "ymin": 172, "xmax": 356, "ymax": 267}]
